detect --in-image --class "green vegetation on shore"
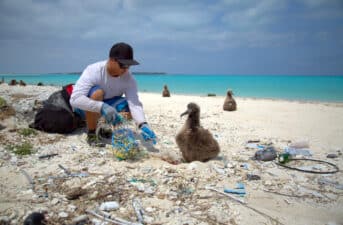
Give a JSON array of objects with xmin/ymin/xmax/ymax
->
[
  {"xmin": 0, "ymin": 97, "xmax": 7, "ymax": 108},
  {"xmin": 18, "ymin": 128, "xmax": 37, "ymax": 137},
  {"xmin": 6, "ymin": 142, "xmax": 34, "ymax": 156}
]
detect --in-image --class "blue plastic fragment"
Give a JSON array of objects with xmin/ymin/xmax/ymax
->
[
  {"xmin": 236, "ymin": 182, "xmax": 245, "ymax": 189},
  {"xmin": 224, "ymin": 188, "xmax": 246, "ymax": 195},
  {"xmin": 224, "ymin": 183, "xmax": 246, "ymax": 196}
]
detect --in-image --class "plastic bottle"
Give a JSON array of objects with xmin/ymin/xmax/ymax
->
[
  {"xmin": 284, "ymin": 147, "xmax": 312, "ymax": 156},
  {"xmin": 278, "ymin": 153, "xmax": 291, "ymax": 164}
]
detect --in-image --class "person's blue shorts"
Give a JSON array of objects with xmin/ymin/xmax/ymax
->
[{"xmin": 74, "ymin": 86, "xmax": 130, "ymax": 119}]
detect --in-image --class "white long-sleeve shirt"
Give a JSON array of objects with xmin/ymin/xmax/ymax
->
[{"xmin": 70, "ymin": 60, "xmax": 146, "ymax": 125}]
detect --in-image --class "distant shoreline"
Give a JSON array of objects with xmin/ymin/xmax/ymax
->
[
  {"xmin": 132, "ymin": 72, "xmax": 167, "ymax": 75},
  {"xmin": 1, "ymin": 72, "xmax": 167, "ymax": 75},
  {"xmin": 1, "ymin": 74, "xmax": 342, "ymax": 103}
]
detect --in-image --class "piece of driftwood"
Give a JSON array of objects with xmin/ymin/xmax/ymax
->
[
  {"xmin": 132, "ymin": 198, "xmax": 144, "ymax": 224},
  {"xmin": 20, "ymin": 169, "xmax": 35, "ymax": 190},
  {"xmin": 206, "ymin": 187, "xmax": 284, "ymax": 225},
  {"xmin": 38, "ymin": 153, "xmax": 58, "ymax": 159},
  {"xmin": 58, "ymin": 164, "xmax": 71, "ymax": 175},
  {"xmin": 86, "ymin": 209, "xmax": 142, "ymax": 225}
]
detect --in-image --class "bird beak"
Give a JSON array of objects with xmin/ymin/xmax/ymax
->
[{"xmin": 180, "ymin": 109, "xmax": 190, "ymax": 117}]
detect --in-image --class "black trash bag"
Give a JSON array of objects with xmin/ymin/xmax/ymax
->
[
  {"xmin": 29, "ymin": 84, "xmax": 83, "ymax": 134},
  {"xmin": 24, "ymin": 212, "xmax": 46, "ymax": 225}
]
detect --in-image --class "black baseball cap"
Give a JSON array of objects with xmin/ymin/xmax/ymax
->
[{"xmin": 109, "ymin": 42, "xmax": 139, "ymax": 66}]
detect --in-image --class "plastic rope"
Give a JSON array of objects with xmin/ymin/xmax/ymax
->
[{"xmin": 275, "ymin": 158, "xmax": 339, "ymax": 174}]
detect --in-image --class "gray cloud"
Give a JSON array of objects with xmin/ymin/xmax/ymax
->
[
  {"xmin": 0, "ymin": 0, "xmax": 342, "ymax": 74},
  {"xmin": 1, "ymin": 0, "xmax": 341, "ymax": 44}
]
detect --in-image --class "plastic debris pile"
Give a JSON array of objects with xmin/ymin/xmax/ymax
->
[{"xmin": 112, "ymin": 127, "xmax": 140, "ymax": 160}]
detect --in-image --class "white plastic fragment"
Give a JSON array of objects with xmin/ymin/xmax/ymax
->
[{"xmin": 99, "ymin": 201, "xmax": 120, "ymax": 211}]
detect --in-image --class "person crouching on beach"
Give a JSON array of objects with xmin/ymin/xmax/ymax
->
[{"xmin": 70, "ymin": 42, "xmax": 157, "ymax": 146}]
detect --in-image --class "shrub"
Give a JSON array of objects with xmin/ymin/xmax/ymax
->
[
  {"xmin": 18, "ymin": 128, "xmax": 37, "ymax": 137},
  {"xmin": 0, "ymin": 96, "xmax": 7, "ymax": 108},
  {"xmin": 6, "ymin": 142, "xmax": 34, "ymax": 155}
]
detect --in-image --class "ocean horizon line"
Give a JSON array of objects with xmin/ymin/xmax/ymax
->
[
  {"xmin": 1, "ymin": 73, "xmax": 343, "ymax": 103},
  {"xmin": 1, "ymin": 72, "xmax": 343, "ymax": 76}
]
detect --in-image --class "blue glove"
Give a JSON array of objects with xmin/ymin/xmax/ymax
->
[
  {"xmin": 100, "ymin": 103, "xmax": 123, "ymax": 125},
  {"xmin": 140, "ymin": 123, "xmax": 157, "ymax": 144}
]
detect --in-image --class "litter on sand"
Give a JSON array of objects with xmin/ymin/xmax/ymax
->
[
  {"xmin": 112, "ymin": 126, "xmax": 140, "ymax": 160},
  {"xmin": 224, "ymin": 183, "xmax": 246, "ymax": 196},
  {"xmin": 284, "ymin": 147, "xmax": 312, "ymax": 156}
]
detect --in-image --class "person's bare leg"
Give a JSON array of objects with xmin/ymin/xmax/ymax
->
[{"xmin": 86, "ymin": 89, "xmax": 104, "ymax": 131}]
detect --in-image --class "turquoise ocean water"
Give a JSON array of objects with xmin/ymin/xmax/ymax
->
[{"xmin": 1, "ymin": 73, "xmax": 343, "ymax": 102}]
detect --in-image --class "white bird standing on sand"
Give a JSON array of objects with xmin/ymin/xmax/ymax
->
[{"xmin": 176, "ymin": 102, "xmax": 220, "ymax": 162}]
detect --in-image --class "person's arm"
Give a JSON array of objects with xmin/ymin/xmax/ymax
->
[
  {"xmin": 70, "ymin": 67, "xmax": 103, "ymax": 113},
  {"xmin": 124, "ymin": 77, "xmax": 156, "ymax": 144},
  {"xmin": 124, "ymin": 78, "xmax": 146, "ymax": 126}
]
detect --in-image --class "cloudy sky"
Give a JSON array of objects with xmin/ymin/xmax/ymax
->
[{"xmin": 1, "ymin": 0, "xmax": 342, "ymax": 75}]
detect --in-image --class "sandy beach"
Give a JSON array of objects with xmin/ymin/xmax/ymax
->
[{"xmin": 0, "ymin": 83, "xmax": 343, "ymax": 225}]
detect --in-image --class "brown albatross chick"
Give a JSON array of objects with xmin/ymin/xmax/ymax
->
[
  {"xmin": 223, "ymin": 89, "xmax": 237, "ymax": 111},
  {"xmin": 162, "ymin": 84, "xmax": 171, "ymax": 97},
  {"xmin": 176, "ymin": 102, "xmax": 220, "ymax": 162}
]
